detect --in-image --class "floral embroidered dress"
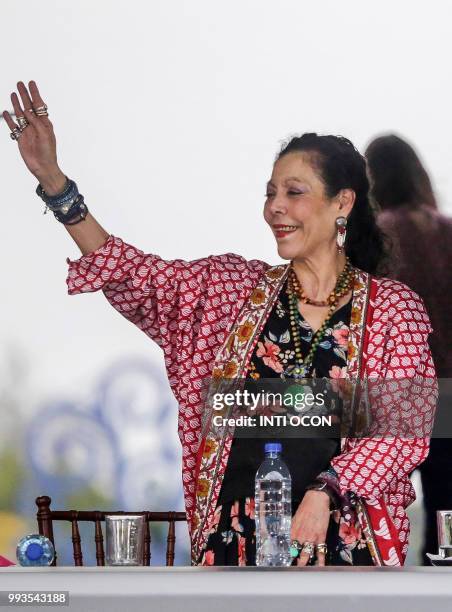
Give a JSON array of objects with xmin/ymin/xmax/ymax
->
[{"xmin": 200, "ymin": 278, "xmax": 373, "ymax": 566}]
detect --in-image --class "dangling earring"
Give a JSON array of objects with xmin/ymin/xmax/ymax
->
[{"xmin": 335, "ymin": 216, "xmax": 347, "ymax": 252}]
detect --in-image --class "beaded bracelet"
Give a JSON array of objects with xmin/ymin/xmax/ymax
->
[
  {"xmin": 36, "ymin": 177, "xmax": 79, "ymax": 211},
  {"xmin": 36, "ymin": 177, "xmax": 89, "ymax": 225}
]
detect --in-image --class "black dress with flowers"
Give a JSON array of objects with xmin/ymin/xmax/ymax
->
[{"xmin": 200, "ymin": 278, "xmax": 374, "ymax": 566}]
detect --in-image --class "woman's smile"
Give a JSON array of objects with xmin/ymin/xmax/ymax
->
[{"xmin": 272, "ymin": 224, "xmax": 300, "ymax": 238}]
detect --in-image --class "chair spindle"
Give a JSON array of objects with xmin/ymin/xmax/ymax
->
[
  {"xmin": 94, "ymin": 512, "xmax": 105, "ymax": 566},
  {"xmin": 166, "ymin": 513, "xmax": 176, "ymax": 566},
  {"xmin": 70, "ymin": 511, "xmax": 83, "ymax": 566}
]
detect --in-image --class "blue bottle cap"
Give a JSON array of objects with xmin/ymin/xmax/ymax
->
[
  {"xmin": 264, "ymin": 442, "xmax": 282, "ymax": 454},
  {"xmin": 25, "ymin": 543, "xmax": 44, "ymax": 561}
]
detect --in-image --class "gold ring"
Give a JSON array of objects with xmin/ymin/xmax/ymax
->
[
  {"xmin": 34, "ymin": 104, "xmax": 48, "ymax": 116},
  {"xmin": 316, "ymin": 543, "xmax": 328, "ymax": 555}
]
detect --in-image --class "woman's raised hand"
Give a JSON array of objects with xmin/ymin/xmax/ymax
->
[
  {"xmin": 3, "ymin": 81, "xmax": 66, "ymax": 194},
  {"xmin": 3, "ymin": 80, "xmax": 110, "ymax": 255}
]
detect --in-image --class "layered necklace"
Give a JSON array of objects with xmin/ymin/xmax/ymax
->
[{"xmin": 287, "ymin": 258, "xmax": 355, "ymax": 379}]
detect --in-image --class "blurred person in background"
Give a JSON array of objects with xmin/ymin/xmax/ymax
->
[{"xmin": 366, "ymin": 134, "xmax": 452, "ymax": 564}]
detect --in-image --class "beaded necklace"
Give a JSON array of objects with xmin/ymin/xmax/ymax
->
[{"xmin": 287, "ymin": 259, "xmax": 355, "ymax": 379}]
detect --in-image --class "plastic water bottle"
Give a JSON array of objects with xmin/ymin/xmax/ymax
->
[
  {"xmin": 16, "ymin": 534, "xmax": 55, "ymax": 566},
  {"xmin": 255, "ymin": 442, "xmax": 292, "ymax": 566}
]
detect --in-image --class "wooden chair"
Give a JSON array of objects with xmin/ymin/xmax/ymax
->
[{"xmin": 35, "ymin": 496, "xmax": 187, "ymax": 566}]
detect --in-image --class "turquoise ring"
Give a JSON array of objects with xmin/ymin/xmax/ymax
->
[{"xmin": 289, "ymin": 539, "xmax": 303, "ymax": 558}]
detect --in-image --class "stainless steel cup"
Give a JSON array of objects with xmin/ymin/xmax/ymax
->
[
  {"xmin": 105, "ymin": 514, "xmax": 145, "ymax": 566},
  {"xmin": 437, "ymin": 510, "xmax": 452, "ymax": 558}
]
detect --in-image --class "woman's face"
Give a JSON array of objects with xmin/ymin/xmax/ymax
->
[{"xmin": 264, "ymin": 151, "xmax": 342, "ymax": 262}]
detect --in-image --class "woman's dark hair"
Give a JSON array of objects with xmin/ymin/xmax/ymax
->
[
  {"xmin": 276, "ymin": 132, "xmax": 390, "ymax": 275},
  {"xmin": 365, "ymin": 134, "xmax": 437, "ymax": 210}
]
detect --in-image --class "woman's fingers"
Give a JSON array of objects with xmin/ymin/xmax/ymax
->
[
  {"xmin": 291, "ymin": 492, "xmax": 331, "ymax": 566},
  {"xmin": 293, "ymin": 539, "xmax": 316, "ymax": 566},
  {"xmin": 28, "ymin": 80, "xmax": 52, "ymax": 128},
  {"xmin": 2, "ymin": 110, "xmax": 18, "ymax": 131},
  {"xmin": 11, "ymin": 92, "xmax": 25, "ymax": 119},
  {"xmin": 296, "ymin": 549, "xmax": 312, "ymax": 567},
  {"xmin": 316, "ymin": 549, "xmax": 326, "ymax": 567},
  {"xmin": 295, "ymin": 543, "xmax": 326, "ymax": 566},
  {"xmin": 17, "ymin": 81, "xmax": 33, "ymax": 112},
  {"xmin": 2, "ymin": 107, "xmax": 34, "ymax": 142},
  {"xmin": 9, "ymin": 85, "xmax": 43, "ymax": 131},
  {"xmin": 9, "ymin": 89, "xmax": 40, "ymax": 133},
  {"xmin": 29, "ymin": 80, "xmax": 46, "ymax": 109}
]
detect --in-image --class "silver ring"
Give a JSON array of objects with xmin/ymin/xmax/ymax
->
[
  {"xmin": 301, "ymin": 542, "xmax": 315, "ymax": 558},
  {"xmin": 17, "ymin": 116, "xmax": 29, "ymax": 131},
  {"xmin": 10, "ymin": 127, "xmax": 22, "ymax": 141}
]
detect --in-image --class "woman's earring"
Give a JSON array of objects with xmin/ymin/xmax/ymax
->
[{"xmin": 335, "ymin": 216, "xmax": 347, "ymax": 252}]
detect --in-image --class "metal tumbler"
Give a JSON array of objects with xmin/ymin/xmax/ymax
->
[
  {"xmin": 437, "ymin": 510, "xmax": 452, "ymax": 558},
  {"xmin": 105, "ymin": 514, "xmax": 145, "ymax": 566}
]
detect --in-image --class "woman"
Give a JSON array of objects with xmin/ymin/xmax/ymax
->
[
  {"xmin": 366, "ymin": 134, "xmax": 452, "ymax": 380},
  {"xmin": 3, "ymin": 81, "xmax": 436, "ymax": 567},
  {"xmin": 366, "ymin": 134, "xmax": 452, "ymax": 563}
]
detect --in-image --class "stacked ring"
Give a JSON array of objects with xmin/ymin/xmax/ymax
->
[
  {"xmin": 35, "ymin": 104, "xmax": 48, "ymax": 117},
  {"xmin": 10, "ymin": 127, "xmax": 21, "ymax": 141}
]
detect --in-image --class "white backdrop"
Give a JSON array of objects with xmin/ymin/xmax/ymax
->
[{"xmin": 1, "ymin": 0, "xmax": 450, "ymax": 564}]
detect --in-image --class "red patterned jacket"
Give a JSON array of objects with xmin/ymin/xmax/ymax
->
[{"xmin": 66, "ymin": 235, "xmax": 437, "ymax": 566}]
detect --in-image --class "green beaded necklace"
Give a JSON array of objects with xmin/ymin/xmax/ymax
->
[{"xmin": 287, "ymin": 260, "xmax": 355, "ymax": 380}]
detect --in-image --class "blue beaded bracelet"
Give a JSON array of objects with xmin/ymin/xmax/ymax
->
[{"xmin": 36, "ymin": 177, "xmax": 80, "ymax": 212}]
